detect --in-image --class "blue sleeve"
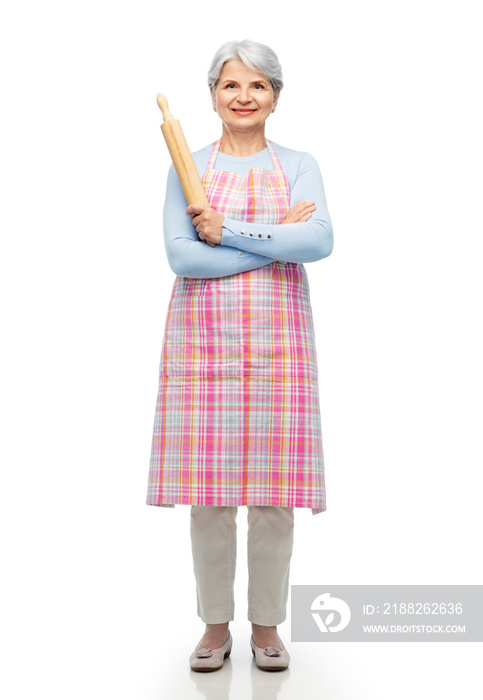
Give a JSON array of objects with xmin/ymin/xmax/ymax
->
[
  {"xmin": 221, "ymin": 152, "xmax": 333, "ymax": 263},
  {"xmin": 162, "ymin": 164, "xmax": 278, "ymax": 279}
]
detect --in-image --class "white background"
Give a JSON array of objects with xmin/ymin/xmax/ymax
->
[{"xmin": 1, "ymin": 0, "xmax": 482, "ymax": 698}]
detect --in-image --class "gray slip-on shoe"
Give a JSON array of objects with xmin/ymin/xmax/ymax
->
[
  {"xmin": 250, "ymin": 634, "xmax": 290, "ymax": 671},
  {"xmin": 189, "ymin": 631, "xmax": 233, "ymax": 672}
]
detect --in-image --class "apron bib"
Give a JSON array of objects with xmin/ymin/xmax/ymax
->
[{"xmin": 147, "ymin": 139, "xmax": 326, "ymax": 514}]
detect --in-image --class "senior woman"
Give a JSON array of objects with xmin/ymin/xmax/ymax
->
[{"xmin": 146, "ymin": 39, "xmax": 333, "ymax": 672}]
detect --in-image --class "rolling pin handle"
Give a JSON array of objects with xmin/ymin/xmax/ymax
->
[{"xmin": 156, "ymin": 93, "xmax": 173, "ymax": 121}]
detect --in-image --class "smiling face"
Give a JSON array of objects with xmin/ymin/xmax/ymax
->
[{"xmin": 210, "ymin": 60, "xmax": 280, "ymax": 136}]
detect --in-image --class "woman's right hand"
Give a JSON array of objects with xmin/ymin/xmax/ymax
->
[{"xmin": 282, "ymin": 200, "xmax": 316, "ymax": 224}]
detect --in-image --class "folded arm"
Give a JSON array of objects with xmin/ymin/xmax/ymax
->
[
  {"xmin": 220, "ymin": 152, "xmax": 333, "ymax": 263},
  {"xmin": 163, "ymin": 165, "xmax": 280, "ymax": 279}
]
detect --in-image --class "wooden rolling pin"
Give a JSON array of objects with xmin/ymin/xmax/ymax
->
[{"xmin": 156, "ymin": 93, "xmax": 215, "ymax": 247}]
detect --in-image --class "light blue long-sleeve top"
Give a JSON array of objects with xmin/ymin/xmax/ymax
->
[{"xmin": 163, "ymin": 141, "xmax": 333, "ymax": 279}]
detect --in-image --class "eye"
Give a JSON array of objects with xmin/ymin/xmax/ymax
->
[{"xmin": 253, "ymin": 84, "xmax": 264, "ymax": 89}]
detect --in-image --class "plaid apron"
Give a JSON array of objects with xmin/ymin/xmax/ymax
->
[{"xmin": 146, "ymin": 139, "xmax": 326, "ymax": 515}]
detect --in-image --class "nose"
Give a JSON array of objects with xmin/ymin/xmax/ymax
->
[{"xmin": 237, "ymin": 87, "xmax": 251, "ymax": 104}]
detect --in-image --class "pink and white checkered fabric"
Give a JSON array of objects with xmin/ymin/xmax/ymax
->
[{"xmin": 146, "ymin": 140, "xmax": 326, "ymax": 515}]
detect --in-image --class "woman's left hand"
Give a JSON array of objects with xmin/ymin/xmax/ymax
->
[{"xmin": 186, "ymin": 204, "xmax": 225, "ymax": 245}]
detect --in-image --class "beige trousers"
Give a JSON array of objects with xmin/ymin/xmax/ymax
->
[{"xmin": 190, "ymin": 505, "xmax": 294, "ymax": 626}]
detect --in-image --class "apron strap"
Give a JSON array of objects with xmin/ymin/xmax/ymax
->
[
  {"xmin": 265, "ymin": 139, "xmax": 284, "ymax": 172},
  {"xmin": 206, "ymin": 139, "xmax": 222, "ymax": 170}
]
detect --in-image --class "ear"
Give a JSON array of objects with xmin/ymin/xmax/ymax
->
[
  {"xmin": 272, "ymin": 87, "xmax": 281, "ymax": 111},
  {"xmin": 210, "ymin": 85, "xmax": 217, "ymax": 112}
]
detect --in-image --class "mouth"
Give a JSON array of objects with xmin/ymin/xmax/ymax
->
[{"xmin": 232, "ymin": 109, "xmax": 256, "ymax": 115}]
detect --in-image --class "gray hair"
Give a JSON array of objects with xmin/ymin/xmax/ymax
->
[{"xmin": 207, "ymin": 39, "xmax": 283, "ymax": 94}]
